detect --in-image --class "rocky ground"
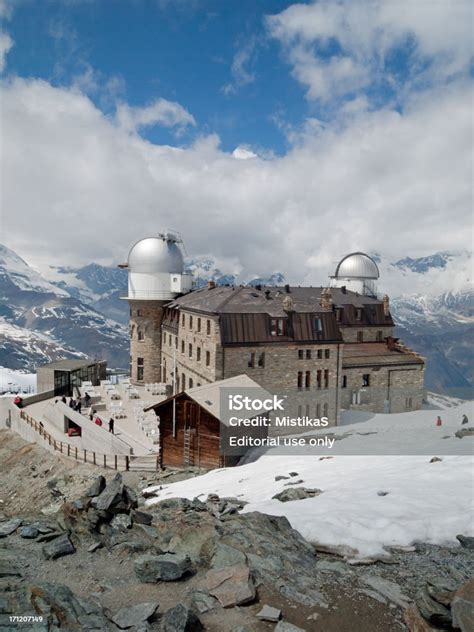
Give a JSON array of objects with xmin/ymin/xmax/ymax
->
[{"xmin": 0, "ymin": 430, "xmax": 472, "ymax": 632}]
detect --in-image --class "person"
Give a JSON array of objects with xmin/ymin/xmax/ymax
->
[
  {"xmin": 436, "ymin": 416, "xmax": 442, "ymax": 426},
  {"xmin": 109, "ymin": 417, "xmax": 115, "ymax": 434},
  {"xmin": 76, "ymin": 399, "xmax": 82, "ymax": 414},
  {"xmin": 84, "ymin": 392, "xmax": 91, "ymax": 406},
  {"xmin": 13, "ymin": 395, "xmax": 23, "ymax": 408},
  {"xmin": 69, "ymin": 398, "xmax": 75, "ymax": 409},
  {"xmin": 89, "ymin": 408, "xmax": 96, "ymax": 421},
  {"xmin": 61, "ymin": 395, "xmax": 67, "ymax": 404},
  {"xmin": 95, "ymin": 416, "xmax": 102, "ymax": 427},
  {"xmin": 462, "ymin": 414, "xmax": 469, "ymax": 425}
]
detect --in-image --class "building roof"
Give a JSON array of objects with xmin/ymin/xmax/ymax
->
[
  {"xmin": 342, "ymin": 343, "xmax": 424, "ymax": 368},
  {"xmin": 37, "ymin": 359, "xmax": 104, "ymax": 372},
  {"xmin": 168, "ymin": 285, "xmax": 383, "ymax": 316},
  {"xmin": 333, "ymin": 252, "xmax": 380, "ymax": 280},
  {"xmin": 145, "ymin": 374, "xmax": 273, "ymax": 420}
]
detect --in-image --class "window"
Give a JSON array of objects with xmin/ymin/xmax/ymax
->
[
  {"xmin": 324, "ymin": 369, "xmax": 329, "ymax": 388},
  {"xmin": 181, "ymin": 373, "xmax": 185, "ymax": 389},
  {"xmin": 298, "ymin": 350, "xmax": 304, "ymax": 360},
  {"xmin": 188, "ymin": 343, "xmax": 192, "ymax": 358},
  {"xmin": 189, "ymin": 315, "xmax": 193, "ymax": 329},
  {"xmin": 206, "ymin": 351, "xmax": 210, "ymax": 366},
  {"xmin": 315, "ymin": 403, "xmax": 321, "ymax": 417},
  {"xmin": 138, "ymin": 330, "xmax": 144, "ymax": 341},
  {"xmin": 342, "ymin": 375, "xmax": 347, "ymax": 388},
  {"xmin": 297, "ymin": 371, "xmax": 303, "ymax": 389},
  {"xmin": 317, "ymin": 349, "xmax": 323, "ymax": 359},
  {"xmin": 181, "ymin": 340, "xmax": 185, "ymax": 354},
  {"xmin": 306, "ymin": 350, "xmax": 312, "ymax": 360},
  {"xmin": 258, "ymin": 352, "xmax": 265, "ymax": 368},
  {"xmin": 405, "ymin": 397, "xmax": 413, "ymax": 408},
  {"xmin": 325, "ymin": 349, "xmax": 330, "ymax": 359},
  {"xmin": 207, "ymin": 319, "xmax": 211, "ymax": 335},
  {"xmin": 197, "ymin": 347, "xmax": 201, "ymax": 362},
  {"xmin": 175, "ymin": 336, "xmax": 178, "ymax": 349},
  {"xmin": 248, "ymin": 352, "xmax": 255, "ymax": 368},
  {"xmin": 316, "ymin": 369, "xmax": 322, "ymax": 389},
  {"xmin": 270, "ymin": 318, "xmax": 286, "ymax": 336},
  {"xmin": 313, "ymin": 317, "xmax": 323, "ymax": 338},
  {"xmin": 137, "ymin": 309, "xmax": 142, "ymax": 317},
  {"xmin": 169, "ymin": 334, "xmax": 172, "ymax": 345},
  {"xmin": 362, "ymin": 373, "xmax": 370, "ymax": 387},
  {"xmin": 189, "ymin": 377, "xmax": 193, "ymax": 389},
  {"xmin": 376, "ymin": 330, "xmax": 383, "ymax": 342},
  {"xmin": 323, "ymin": 403, "xmax": 328, "ymax": 417},
  {"xmin": 357, "ymin": 331, "xmax": 364, "ymax": 342},
  {"xmin": 197, "ymin": 318, "xmax": 201, "ymax": 332},
  {"xmin": 356, "ymin": 308, "xmax": 362, "ymax": 321},
  {"xmin": 137, "ymin": 357, "xmax": 144, "ymax": 382},
  {"xmin": 305, "ymin": 371, "xmax": 311, "ymax": 389}
]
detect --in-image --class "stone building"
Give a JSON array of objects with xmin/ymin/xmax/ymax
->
[{"xmin": 123, "ymin": 238, "xmax": 425, "ymax": 426}]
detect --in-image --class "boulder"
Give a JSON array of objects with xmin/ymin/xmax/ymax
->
[
  {"xmin": 159, "ymin": 603, "xmax": 203, "ymax": 632},
  {"xmin": 274, "ymin": 622, "xmax": 306, "ymax": 632},
  {"xmin": 19, "ymin": 526, "xmax": 39, "ymax": 539},
  {"xmin": 0, "ymin": 518, "xmax": 22, "ymax": 537},
  {"xmin": 275, "ymin": 475, "xmax": 289, "ymax": 481},
  {"xmin": 191, "ymin": 592, "xmax": 219, "ymax": 614},
  {"xmin": 111, "ymin": 601, "xmax": 159, "ymax": 629},
  {"xmin": 42, "ymin": 533, "xmax": 76, "ymax": 560},
  {"xmin": 123, "ymin": 485, "xmax": 139, "ymax": 509},
  {"xmin": 256, "ymin": 605, "xmax": 281, "ymax": 621},
  {"xmin": 451, "ymin": 578, "xmax": 474, "ymax": 632},
  {"xmin": 132, "ymin": 509, "xmax": 154, "ymax": 526},
  {"xmin": 111, "ymin": 513, "xmax": 133, "ymax": 530},
  {"xmin": 95, "ymin": 473, "xmax": 124, "ymax": 512},
  {"xmin": 86, "ymin": 475, "xmax": 106, "ymax": 497},
  {"xmin": 211, "ymin": 543, "xmax": 247, "ymax": 569},
  {"xmin": 272, "ymin": 488, "xmax": 322, "ymax": 503},
  {"xmin": 0, "ymin": 558, "xmax": 22, "ymax": 578},
  {"xmin": 415, "ymin": 587, "xmax": 452, "ymax": 628},
  {"xmin": 403, "ymin": 606, "xmax": 434, "ymax": 632},
  {"xmin": 455, "ymin": 427, "xmax": 474, "ymax": 439},
  {"xmin": 134, "ymin": 553, "xmax": 192, "ymax": 583},
  {"xmin": 456, "ymin": 534, "xmax": 474, "ymax": 550},
  {"xmin": 207, "ymin": 564, "xmax": 255, "ymax": 608}
]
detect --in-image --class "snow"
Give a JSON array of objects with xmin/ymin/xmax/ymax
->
[
  {"xmin": 0, "ymin": 244, "xmax": 68, "ymax": 296},
  {"xmin": 0, "ymin": 367, "xmax": 36, "ymax": 394},
  {"xmin": 145, "ymin": 400, "xmax": 474, "ymax": 560}
]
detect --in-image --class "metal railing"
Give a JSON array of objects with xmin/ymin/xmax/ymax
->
[{"xmin": 19, "ymin": 410, "xmax": 160, "ymax": 472}]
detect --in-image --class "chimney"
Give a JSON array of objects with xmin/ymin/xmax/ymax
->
[
  {"xmin": 284, "ymin": 284, "xmax": 291, "ymax": 293},
  {"xmin": 265, "ymin": 289, "xmax": 271, "ymax": 300},
  {"xmin": 383, "ymin": 294, "xmax": 390, "ymax": 317},
  {"xmin": 208, "ymin": 279, "xmax": 216, "ymax": 289},
  {"xmin": 320, "ymin": 287, "xmax": 333, "ymax": 309},
  {"xmin": 386, "ymin": 336, "xmax": 399, "ymax": 351}
]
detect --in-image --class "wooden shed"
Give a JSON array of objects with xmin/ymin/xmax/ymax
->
[{"xmin": 146, "ymin": 375, "xmax": 271, "ymax": 470}]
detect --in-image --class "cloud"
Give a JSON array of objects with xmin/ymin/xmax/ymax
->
[
  {"xmin": 0, "ymin": 31, "xmax": 13, "ymax": 72},
  {"xmin": 0, "ymin": 76, "xmax": 471, "ymax": 286},
  {"xmin": 267, "ymin": 0, "xmax": 473, "ymax": 102},
  {"xmin": 115, "ymin": 99, "xmax": 196, "ymax": 133},
  {"xmin": 222, "ymin": 38, "xmax": 257, "ymax": 96}
]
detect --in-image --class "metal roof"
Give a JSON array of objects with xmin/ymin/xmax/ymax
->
[
  {"xmin": 334, "ymin": 252, "xmax": 380, "ymax": 280},
  {"xmin": 342, "ymin": 343, "xmax": 424, "ymax": 367},
  {"xmin": 127, "ymin": 235, "xmax": 184, "ymax": 274}
]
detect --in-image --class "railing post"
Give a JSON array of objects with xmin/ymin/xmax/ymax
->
[
  {"xmin": 93, "ymin": 452, "xmax": 96, "ymax": 465},
  {"xmin": 75, "ymin": 447, "xmax": 78, "ymax": 460},
  {"xmin": 114, "ymin": 455, "xmax": 117, "ymax": 470},
  {"xmin": 125, "ymin": 455, "xmax": 129, "ymax": 471},
  {"xmin": 84, "ymin": 450, "xmax": 87, "ymax": 463},
  {"xmin": 53, "ymin": 440, "xmax": 56, "ymax": 451},
  {"xmin": 67, "ymin": 444, "xmax": 70, "ymax": 457}
]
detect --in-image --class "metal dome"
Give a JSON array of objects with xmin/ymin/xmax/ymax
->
[
  {"xmin": 334, "ymin": 252, "xmax": 379, "ymax": 280},
  {"xmin": 128, "ymin": 234, "xmax": 184, "ymax": 274}
]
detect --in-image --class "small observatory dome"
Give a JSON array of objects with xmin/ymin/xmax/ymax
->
[
  {"xmin": 334, "ymin": 252, "xmax": 379, "ymax": 280},
  {"xmin": 128, "ymin": 234, "xmax": 184, "ymax": 274},
  {"xmin": 330, "ymin": 252, "xmax": 379, "ymax": 297}
]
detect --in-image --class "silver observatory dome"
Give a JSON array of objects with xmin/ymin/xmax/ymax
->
[
  {"xmin": 128, "ymin": 233, "xmax": 184, "ymax": 274},
  {"xmin": 334, "ymin": 252, "xmax": 379, "ymax": 280}
]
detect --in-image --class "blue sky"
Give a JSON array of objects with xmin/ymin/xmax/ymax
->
[{"xmin": 0, "ymin": 1, "xmax": 472, "ymax": 278}]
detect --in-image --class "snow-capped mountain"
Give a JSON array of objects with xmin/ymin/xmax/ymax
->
[{"xmin": 0, "ymin": 245, "xmax": 129, "ymax": 369}]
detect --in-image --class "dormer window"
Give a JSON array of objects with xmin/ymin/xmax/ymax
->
[
  {"xmin": 313, "ymin": 317, "xmax": 323, "ymax": 339},
  {"xmin": 270, "ymin": 318, "xmax": 286, "ymax": 336},
  {"xmin": 356, "ymin": 308, "xmax": 362, "ymax": 321}
]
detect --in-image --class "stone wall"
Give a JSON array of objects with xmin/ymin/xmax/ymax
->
[
  {"xmin": 339, "ymin": 326, "xmax": 394, "ymax": 343},
  {"xmin": 129, "ymin": 300, "xmax": 166, "ymax": 385}
]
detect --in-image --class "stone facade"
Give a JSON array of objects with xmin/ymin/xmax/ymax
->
[
  {"xmin": 339, "ymin": 326, "xmax": 394, "ymax": 343},
  {"xmin": 129, "ymin": 300, "xmax": 166, "ymax": 385}
]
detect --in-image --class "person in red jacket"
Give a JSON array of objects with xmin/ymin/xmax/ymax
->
[
  {"xmin": 14, "ymin": 395, "xmax": 23, "ymax": 408},
  {"xmin": 94, "ymin": 416, "xmax": 103, "ymax": 427}
]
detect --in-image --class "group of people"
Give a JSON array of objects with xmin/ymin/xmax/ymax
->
[
  {"xmin": 58, "ymin": 394, "xmax": 115, "ymax": 434},
  {"xmin": 87, "ymin": 409, "xmax": 114, "ymax": 433}
]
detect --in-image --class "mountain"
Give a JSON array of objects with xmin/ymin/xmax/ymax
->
[{"xmin": 0, "ymin": 245, "xmax": 129, "ymax": 369}]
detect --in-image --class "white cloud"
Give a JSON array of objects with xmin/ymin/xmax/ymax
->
[
  {"xmin": 115, "ymin": 98, "xmax": 196, "ymax": 133},
  {"xmin": 222, "ymin": 38, "xmax": 257, "ymax": 95},
  {"xmin": 0, "ymin": 77, "xmax": 471, "ymax": 287},
  {"xmin": 267, "ymin": 0, "xmax": 473, "ymax": 102},
  {"xmin": 0, "ymin": 31, "xmax": 13, "ymax": 72},
  {"xmin": 232, "ymin": 145, "xmax": 258, "ymax": 160}
]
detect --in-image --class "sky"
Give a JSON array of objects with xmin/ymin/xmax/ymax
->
[{"xmin": 0, "ymin": 0, "xmax": 472, "ymax": 283}]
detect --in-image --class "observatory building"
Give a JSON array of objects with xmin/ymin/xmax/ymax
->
[{"xmin": 122, "ymin": 239, "xmax": 425, "ymax": 429}]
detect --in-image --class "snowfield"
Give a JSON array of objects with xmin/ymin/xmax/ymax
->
[
  {"xmin": 145, "ymin": 400, "xmax": 474, "ymax": 560},
  {"xmin": 0, "ymin": 367, "xmax": 36, "ymax": 394}
]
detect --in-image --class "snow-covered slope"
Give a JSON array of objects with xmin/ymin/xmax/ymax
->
[
  {"xmin": 0, "ymin": 366, "xmax": 36, "ymax": 394},
  {"xmin": 144, "ymin": 400, "xmax": 474, "ymax": 560}
]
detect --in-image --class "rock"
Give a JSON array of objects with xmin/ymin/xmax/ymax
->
[
  {"xmin": 429, "ymin": 457, "xmax": 442, "ymax": 463},
  {"xmin": 403, "ymin": 605, "xmax": 434, "ymax": 632},
  {"xmin": 451, "ymin": 578, "xmax": 474, "ymax": 632},
  {"xmin": 272, "ymin": 488, "xmax": 322, "ymax": 502},
  {"xmin": 72, "ymin": 498, "xmax": 87, "ymax": 511},
  {"xmin": 86, "ymin": 475, "xmax": 106, "ymax": 497},
  {"xmin": 111, "ymin": 513, "xmax": 133, "ymax": 530},
  {"xmin": 87, "ymin": 542, "xmax": 103, "ymax": 553},
  {"xmin": 132, "ymin": 509, "xmax": 154, "ymax": 525},
  {"xmin": 42, "ymin": 533, "xmax": 76, "ymax": 560},
  {"xmin": 455, "ymin": 427, "xmax": 474, "ymax": 439},
  {"xmin": 37, "ymin": 530, "xmax": 64, "ymax": 543},
  {"xmin": 283, "ymin": 479, "xmax": 304, "ymax": 486},
  {"xmin": 211, "ymin": 543, "xmax": 247, "ymax": 569},
  {"xmin": 274, "ymin": 622, "xmax": 306, "ymax": 632},
  {"xmin": 0, "ymin": 558, "xmax": 22, "ymax": 578},
  {"xmin": 275, "ymin": 475, "xmax": 289, "ymax": 481},
  {"xmin": 191, "ymin": 592, "xmax": 218, "ymax": 614},
  {"xmin": 361, "ymin": 576, "xmax": 411, "ymax": 608},
  {"xmin": 134, "ymin": 553, "xmax": 192, "ymax": 583},
  {"xmin": 426, "ymin": 577, "xmax": 457, "ymax": 607},
  {"xmin": 256, "ymin": 605, "xmax": 281, "ymax": 621},
  {"xmin": 288, "ymin": 472, "xmax": 299, "ymax": 477},
  {"xmin": 415, "ymin": 587, "xmax": 452, "ymax": 627},
  {"xmin": 19, "ymin": 526, "xmax": 39, "ymax": 539},
  {"xmin": 0, "ymin": 518, "xmax": 22, "ymax": 537},
  {"xmin": 456, "ymin": 534, "xmax": 474, "ymax": 550},
  {"xmin": 95, "ymin": 473, "xmax": 124, "ymax": 511},
  {"xmin": 377, "ymin": 491, "xmax": 389, "ymax": 496},
  {"xmin": 207, "ymin": 564, "xmax": 256, "ymax": 608},
  {"xmin": 123, "ymin": 485, "xmax": 139, "ymax": 509},
  {"xmin": 159, "ymin": 603, "xmax": 203, "ymax": 631},
  {"xmin": 112, "ymin": 601, "xmax": 159, "ymax": 629}
]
